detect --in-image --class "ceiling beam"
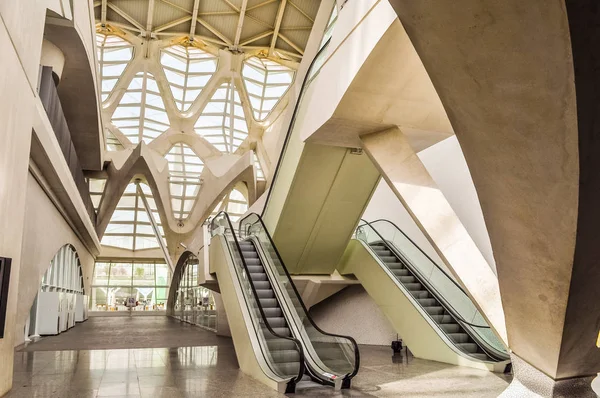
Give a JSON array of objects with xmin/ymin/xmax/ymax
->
[
  {"xmin": 155, "ymin": 16, "xmax": 192, "ymax": 33},
  {"xmin": 107, "ymin": 3, "xmax": 145, "ymax": 32},
  {"xmin": 146, "ymin": 0, "xmax": 155, "ymax": 35},
  {"xmin": 100, "ymin": 19, "xmax": 143, "ymax": 34},
  {"xmin": 197, "ymin": 17, "xmax": 233, "ymax": 46},
  {"xmin": 189, "ymin": 0, "xmax": 200, "ymax": 39},
  {"xmin": 288, "ymin": 0, "xmax": 314, "ymax": 23},
  {"xmin": 101, "ymin": 0, "xmax": 107, "ymax": 25},
  {"xmin": 269, "ymin": 0, "xmax": 286, "ymax": 56},
  {"xmin": 234, "ymin": 0, "xmax": 249, "ymax": 47},
  {"xmin": 221, "ymin": 0, "xmax": 240, "ymax": 13},
  {"xmin": 279, "ymin": 33, "xmax": 303, "ymax": 55},
  {"xmin": 158, "ymin": 0, "xmax": 191, "ymax": 15},
  {"xmin": 240, "ymin": 30, "xmax": 273, "ymax": 46},
  {"xmin": 247, "ymin": 0, "xmax": 278, "ymax": 12}
]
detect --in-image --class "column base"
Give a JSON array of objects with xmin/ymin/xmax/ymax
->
[{"xmin": 500, "ymin": 354, "xmax": 597, "ymax": 398}]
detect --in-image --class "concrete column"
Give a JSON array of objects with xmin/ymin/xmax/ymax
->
[{"xmin": 386, "ymin": 0, "xmax": 600, "ymax": 393}]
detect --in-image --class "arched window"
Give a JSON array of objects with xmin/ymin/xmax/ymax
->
[
  {"xmin": 41, "ymin": 245, "xmax": 84, "ymax": 294},
  {"xmin": 160, "ymin": 44, "xmax": 218, "ymax": 112},
  {"xmin": 242, "ymin": 57, "xmax": 294, "ymax": 121},
  {"xmin": 166, "ymin": 143, "xmax": 204, "ymax": 220}
]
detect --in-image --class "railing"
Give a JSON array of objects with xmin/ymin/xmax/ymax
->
[
  {"xmin": 38, "ymin": 66, "xmax": 96, "ymax": 224},
  {"xmin": 240, "ymin": 213, "xmax": 359, "ymax": 387},
  {"xmin": 356, "ymin": 219, "xmax": 509, "ymax": 361},
  {"xmin": 210, "ymin": 211, "xmax": 305, "ymax": 389}
]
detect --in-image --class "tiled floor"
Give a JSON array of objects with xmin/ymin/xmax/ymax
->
[{"xmin": 8, "ymin": 316, "xmax": 512, "ymax": 397}]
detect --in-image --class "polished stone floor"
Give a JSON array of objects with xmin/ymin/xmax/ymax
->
[{"xmin": 8, "ymin": 316, "xmax": 512, "ymax": 397}]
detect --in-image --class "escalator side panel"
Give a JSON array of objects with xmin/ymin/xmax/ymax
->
[
  {"xmin": 209, "ymin": 235, "xmax": 292, "ymax": 393},
  {"xmin": 338, "ymin": 239, "xmax": 507, "ymax": 372}
]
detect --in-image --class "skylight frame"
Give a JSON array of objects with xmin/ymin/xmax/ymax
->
[
  {"xmin": 111, "ymin": 71, "xmax": 170, "ymax": 145},
  {"xmin": 160, "ymin": 44, "xmax": 218, "ymax": 113},
  {"xmin": 242, "ymin": 57, "xmax": 295, "ymax": 122},
  {"xmin": 96, "ymin": 32, "xmax": 134, "ymax": 103},
  {"xmin": 166, "ymin": 143, "xmax": 204, "ymax": 220},
  {"xmin": 194, "ymin": 80, "xmax": 249, "ymax": 154},
  {"xmin": 101, "ymin": 182, "xmax": 167, "ymax": 251}
]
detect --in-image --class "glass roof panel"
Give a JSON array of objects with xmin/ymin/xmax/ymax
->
[
  {"xmin": 160, "ymin": 44, "xmax": 218, "ymax": 113},
  {"xmin": 111, "ymin": 72, "xmax": 169, "ymax": 144},
  {"xmin": 194, "ymin": 80, "xmax": 248, "ymax": 154},
  {"xmin": 101, "ymin": 182, "xmax": 166, "ymax": 251},
  {"xmin": 166, "ymin": 143, "xmax": 204, "ymax": 220},
  {"xmin": 96, "ymin": 33, "xmax": 134, "ymax": 103},
  {"xmin": 242, "ymin": 57, "xmax": 294, "ymax": 121},
  {"xmin": 253, "ymin": 151, "xmax": 265, "ymax": 181}
]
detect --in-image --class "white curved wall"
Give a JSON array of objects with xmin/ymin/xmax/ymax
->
[{"xmin": 15, "ymin": 173, "xmax": 94, "ymax": 347}]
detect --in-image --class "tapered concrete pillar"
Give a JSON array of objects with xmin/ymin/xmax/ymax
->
[
  {"xmin": 361, "ymin": 127, "xmax": 507, "ymax": 345},
  {"xmin": 387, "ymin": 0, "xmax": 600, "ymax": 395}
]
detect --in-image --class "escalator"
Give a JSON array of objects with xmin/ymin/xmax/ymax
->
[
  {"xmin": 346, "ymin": 219, "xmax": 510, "ymax": 371},
  {"xmin": 209, "ymin": 211, "xmax": 359, "ymax": 393}
]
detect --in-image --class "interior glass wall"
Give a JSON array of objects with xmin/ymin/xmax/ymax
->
[
  {"xmin": 91, "ymin": 260, "xmax": 170, "ymax": 311},
  {"xmin": 174, "ymin": 255, "xmax": 216, "ymax": 331}
]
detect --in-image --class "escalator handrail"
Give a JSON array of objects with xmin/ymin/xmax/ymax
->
[
  {"xmin": 211, "ymin": 211, "xmax": 306, "ymax": 384},
  {"xmin": 239, "ymin": 212, "xmax": 361, "ymax": 380},
  {"xmin": 260, "ymin": 38, "xmax": 332, "ymax": 218},
  {"xmin": 362, "ymin": 219, "xmax": 472, "ymax": 297},
  {"xmin": 357, "ymin": 219, "xmax": 490, "ymax": 329}
]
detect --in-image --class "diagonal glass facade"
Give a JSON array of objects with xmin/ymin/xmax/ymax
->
[{"xmin": 96, "ymin": 32, "xmax": 134, "ymax": 103}]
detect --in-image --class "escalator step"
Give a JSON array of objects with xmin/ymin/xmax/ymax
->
[
  {"xmin": 256, "ymin": 289, "xmax": 274, "ymax": 299},
  {"xmin": 457, "ymin": 343, "xmax": 479, "ymax": 353},
  {"xmin": 399, "ymin": 276, "xmax": 416, "ymax": 284},
  {"xmin": 440, "ymin": 323, "xmax": 461, "ymax": 334},
  {"xmin": 417, "ymin": 298, "xmax": 437, "ymax": 307},
  {"xmin": 259, "ymin": 298, "xmax": 278, "ymax": 308},
  {"xmin": 263, "ymin": 307, "xmax": 283, "ymax": 318},
  {"xmin": 273, "ymin": 362, "xmax": 302, "ymax": 376},
  {"xmin": 266, "ymin": 317, "xmax": 287, "ymax": 328},
  {"xmin": 262, "ymin": 327, "xmax": 291, "ymax": 337},
  {"xmin": 249, "ymin": 273, "xmax": 267, "ymax": 281},
  {"xmin": 380, "ymin": 256, "xmax": 398, "ymax": 263},
  {"xmin": 267, "ymin": 339, "xmax": 298, "ymax": 351},
  {"xmin": 243, "ymin": 251, "xmax": 259, "ymax": 259},
  {"xmin": 271, "ymin": 350, "xmax": 301, "ymax": 363},
  {"xmin": 448, "ymin": 333, "xmax": 471, "ymax": 344},
  {"xmin": 404, "ymin": 283, "xmax": 423, "ymax": 291},
  {"xmin": 411, "ymin": 290, "xmax": 430, "ymax": 299},
  {"xmin": 374, "ymin": 250, "xmax": 392, "ymax": 256},
  {"xmin": 247, "ymin": 265, "xmax": 264, "ymax": 273},
  {"xmin": 425, "ymin": 306, "xmax": 445, "ymax": 316},
  {"xmin": 431, "ymin": 314, "xmax": 454, "ymax": 324},
  {"xmin": 386, "ymin": 263, "xmax": 404, "ymax": 270},
  {"xmin": 245, "ymin": 258, "xmax": 261, "ymax": 266},
  {"xmin": 392, "ymin": 269, "xmax": 410, "ymax": 276},
  {"xmin": 253, "ymin": 281, "xmax": 271, "ymax": 290}
]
